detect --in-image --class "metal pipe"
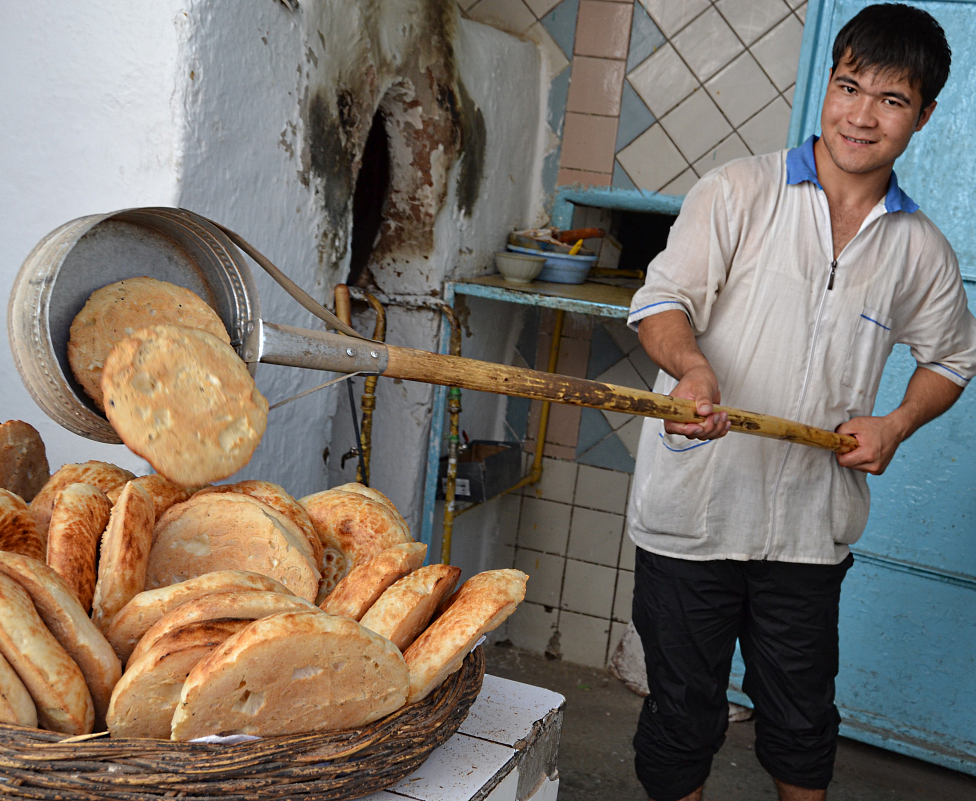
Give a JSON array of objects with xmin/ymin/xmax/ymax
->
[
  {"xmin": 335, "ymin": 285, "xmax": 368, "ymax": 485},
  {"xmin": 357, "ymin": 293, "xmax": 386, "ymax": 487},
  {"xmin": 437, "ymin": 304, "xmax": 463, "ymax": 563}
]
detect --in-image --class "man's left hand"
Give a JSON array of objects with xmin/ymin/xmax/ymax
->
[{"xmin": 835, "ymin": 416, "xmax": 904, "ymax": 475}]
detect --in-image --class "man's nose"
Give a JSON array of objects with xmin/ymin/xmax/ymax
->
[{"xmin": 847, "ymin": 97, "xmax": 876, "ymax": 128}]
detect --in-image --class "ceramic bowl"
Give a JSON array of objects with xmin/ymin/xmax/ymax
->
[{"xmin": 494, "ymin": 251, "xmax": 546, "ymax": 284}]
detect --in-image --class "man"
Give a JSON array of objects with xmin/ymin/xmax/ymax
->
[{"xmin": 626, "ymin": 5, "xmax": 976, "ymax": 801}]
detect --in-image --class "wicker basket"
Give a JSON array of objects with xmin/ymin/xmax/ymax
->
[{"xmin": 0, "ymin": 646, "xmax": 485, "ymax": 800}]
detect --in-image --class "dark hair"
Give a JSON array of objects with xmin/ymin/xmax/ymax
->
[{"xmin": 832, "ymin": 3, "xmax": 951, "ymax": 109}]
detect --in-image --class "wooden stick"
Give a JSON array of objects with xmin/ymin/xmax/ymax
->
[{"xmin": 383, "ymin": 345, "xmax": 858, "ymax": 454}]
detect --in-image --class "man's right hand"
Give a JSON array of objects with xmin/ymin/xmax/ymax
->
[{"xmin": 664, "ymin": 364, "xmax": 730, "ymax": 440}]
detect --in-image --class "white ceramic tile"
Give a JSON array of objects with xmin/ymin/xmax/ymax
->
[
  {"xmin": 672, "ymin": 7, "xmax": 743, "ymax": 82},
  {"xmin": 467, "ymin": 0, "xmax": 537, "ymax": 34},
  {"xmin": 627, "ymin": 44, "xmax": 698, "ymax": 117},
  {"xmin": 562, "ymin": 559, "xmax": 616, "ymax": 617},
  {"xmin": 603, "ymin": 318, "xmax": 641, "ymax": 354},
  {"xmin": 638, "ymin": 0, "xmax": 710, "ymax": 38},
  {"xmin": 613, "ymin": 569, "xmax": 634, "ymax": 622},
  {"xmin": 515, "ymin": 549, "xmax": 565, "ymax": 606},
  {"xmin": 616, "ymin": 124, "xmax": 689, "ymax": 192},
  {"xmin": 575, "ymin": 464, "xmax": 630, "ymax": 513},
  {"xmin": 526, "ymin": 776, "xmax": 560, "ymax": 801},
  {"xmin": 715, "ymin": 0, "xmax": 791, "ymax": 46},
  {"xmin": 658, "ymin": 89, "xmax": 732, "ymax": 163},
  {"xmin": 692, "ymin": 131, "xmax": 753, "ymax": 175},
  {"xmin": 784, "ymin": 83, "xmax": 796, "ymax": 106},
  {"xmin": 558, "ymin": 611, "xmax": 612, "ymax": 668},
  {"xmin": 784, "ymin": 0, "xmax": 804, "ymax": 8},
  {"xmin": 491, "ymin": 493, "xmax": 521, "ymax": 547},
  {"xmin": 526, "ymin": 20, "xmax": 570, "ymax": 83},
  {"xmin": 705, "ymin": 51, "xmax": 778, "ymax": 128},
  {"xmin": 616, "ymin": 416, "xmax": 644, "ymax": 458},
  {"xmin": 568, "ymin": 506, "xmax": 624, "ymax": 566},
  {"xmin": 503, "ymin": 600, "xmax": 559, "ymax": 655},
  {"xmin": 609, "ymin": 621, "xmax": 628, "ymax": 662},
  {"xmin": 601, "ymin": 408, "xmax": 630, "ymax": 431},
  {"xmin": 525, "ymin": 457, "xmax": 578, "ymax": 504},
  {"xmin": 596, "ymin": 354, "xmax": 650, "ymax": 391},
  {"xmin": 751, "ymin": 13, "xmax": 804, "ymax": 91},
  {"xmin": 517, "ymin": 497, "xmax": 572, "ymax": 552},
  {"xmin": 461, "ymin": 674, "xmax": 565, "ymax": 747},
  {"xmin": 524, "ymin": 0, "xmax": 561, "ymax": 17},
  {"xmin": 738, "ymin": 96, "xmax": 792, "ymax": 155},
  {"xmin": 384, "ymin": 733, "xmax": 516, "ymax": 800},
  {"xmin": 619, "ymin": 532, "xmax": 636, "ymax": 570},
  {"xmin": 484, "ymin": 768, "xmax": 520, "ymax": 800},
  {"xmin": 660, "ymin": 167, "xmax": 700, "ymax": 195},
  {"xmin": 795, "ymin": 2, "xmax": 807, "ymax": 23},
  {"xmin": 628, "ymin": 346, "xmax": 659, "ymax": 388}
]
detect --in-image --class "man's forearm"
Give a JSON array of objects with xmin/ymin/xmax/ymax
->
[
  {"xmin": 637, "ymin": 310, "xmax": 710, "ymax": 381},
  {"xmin": 887, "ymin": 366, "xmax": 964, "ymax": 441}
]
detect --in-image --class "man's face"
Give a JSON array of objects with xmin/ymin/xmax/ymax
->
[{"xmin": 819, "ymin": 52, "xmax": 935, "ymax": 178}]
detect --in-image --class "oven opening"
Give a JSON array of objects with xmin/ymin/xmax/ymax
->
[{"xmin": 348, "ymin": 109, "xmax": 391, "ymax": 287}]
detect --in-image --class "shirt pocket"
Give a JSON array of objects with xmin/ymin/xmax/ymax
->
[
  {"xmin": 634, "ymin": 430, "xmax": 714, "ymax": 539},
  {"xmin": 841, "ymin": 307, "xmax": 894, "ymax": 412}
]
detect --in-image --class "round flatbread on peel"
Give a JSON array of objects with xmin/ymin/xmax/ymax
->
[
  {"xmin": 30, "ymin": 461, "xmax": 134, "ymax": 539},
  {"xmin": 68, "ymin": 277, "xmax": 230, "ymax": 412},
  {"xmin": 321, "ymin": 542, "xmax": 427, "ymax": 621},
  {"xmin": 107, "ymin": 570, "xmax": 294, "ymax": 665},
  {"xmin": 0, "ymin": 552, "xmax": 121, "ymax": 731},
  {"xmin": 101, "ymin": 324, "xmax": 268, "ymax": 487},
  {"xmin": 0, "ymin": 420, "xmax": 49, "ymax": 503},
  {"xmin": 0, "ymin": 489, "xmax": 46, "ymax": 562},
  {"xmin": 0, "ymin": 572, "xmax": 94, "ymax": 734},
  {"xmin": 171, "ymin": 611, "xmax": 408, "ymax": 740},
  {"xmin": 46, "ymin": 483, "xmax": 112, "ymax": 612}
]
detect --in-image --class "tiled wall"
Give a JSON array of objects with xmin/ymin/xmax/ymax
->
[{"xmin": 462, "ymin": 0, "xmax": 806, "ymax": 196}]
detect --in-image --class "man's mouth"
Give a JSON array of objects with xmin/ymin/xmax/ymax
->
[{"xmin": 842, "ymin": 135, "xmax": 874, "ymax": 144}]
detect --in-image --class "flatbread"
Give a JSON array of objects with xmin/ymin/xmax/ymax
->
[
  {"xmin": 107, "ymin": 474, "xmax": 195, "ymax": 520},
  {"xmin": 0, "ymin": 572, "xmax": 94, "ymax": 734},
  {"xmin": 129, "ymin": 590, "xmax": 319, "ymax": 666},
  {"xmin": 0, "ymin": 420, "xmax": 49, "ymax": 503},
  {"xmin": 107, "ymin": 618, "xmax": 250, "ymax": 740},
  {"xmin": 300, "ymin": 488, "xmax": 412, "ymax": 570},
  {"xmin": 101, "ymin": 325, "xmax": 268, "ymax": 487},
  {"xmin": 321, "ymin": 542, "xmax": 427, "ymax": 622},
  {"xmin": 0, "ymin": 649, "xmax": 37, "ymax": 728},
  {"xmin": 194, "ymin": 481, "xmax": 323, "ymax": 569},
  {"xmin": 172, "ymin": 611, "xmax": 408, "ymax": 740},
  {"xmin": 30, "ymin": 461, "xmax": 134, "ymax": 538},
  {"xmin": 46, "ymin": 483, "xmax": 112, "ymax": 611},
  {"xmin": 0, "ymin": 552, "xmax": 121, "ymax": 731},
  {"xmin": 360, "ymin": 563, "xmax": 462, "ymax": 651},
  {"xmin": 0, "ymin": 489, "xmax": 46, "ymax": 561},
  {"xmin": 91, "ymin": 483, "xmax": 155, "ymax": 634},
  {"xmin": 330, "ymin": 483, "xmax": 405, "ymax": 522},
  {"xmin": 68, "ymin": 277, "xmax": 230, "ymax": 412},
  {"xmin": 107, "ymin": 570, "xmax": 294, "ymax": 665},
  {"xmin": 146, "ymin": 493, "xmax": 319, "ymax": 602},
  {"xmin": 403, "ymin": 569, "xmax": 527, "ymax": 703}
]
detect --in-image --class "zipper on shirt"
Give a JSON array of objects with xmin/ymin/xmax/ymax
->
[{"xmin": 827, "ymin": 259, "xmax": 837, "ymax": 290}]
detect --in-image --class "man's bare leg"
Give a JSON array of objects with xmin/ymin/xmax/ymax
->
[{"xmin": 775, "ymin": 779, "xmax": 826, "ymax": 800}]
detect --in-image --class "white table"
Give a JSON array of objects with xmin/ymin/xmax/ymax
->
[{"xmin": 364, "ymin": 674, "xmax": 565, "ymax": 801}]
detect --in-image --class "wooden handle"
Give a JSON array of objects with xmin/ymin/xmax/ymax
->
[
  {"xmin": 382, "ymin": 345, "xmax": 858, "ymax": 454},
  {"xmin": 334, "ymin": 284, "xmax": 352, "ymax": 327},
  {"xmin": 556, "ymin": 227, "xmax": 605, "ymax": 243}
]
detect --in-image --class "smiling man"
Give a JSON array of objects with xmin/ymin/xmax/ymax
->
[{"xmin": 625, "ymin": 5, "xmax": 976, "ymax": 801}]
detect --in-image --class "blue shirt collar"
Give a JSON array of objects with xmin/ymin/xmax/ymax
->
[{"xmin": 786, "ymin": 135, "xmax": 919, "ymax": 214}]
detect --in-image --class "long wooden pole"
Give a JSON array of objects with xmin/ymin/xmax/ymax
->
[{"xmin": 382, "ymin": 344, "xmax": 858, "ymax": 454}]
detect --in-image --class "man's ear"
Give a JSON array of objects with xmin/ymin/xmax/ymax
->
[{"xmin": 916, "ymin": 101, "xmax": 937, "ymax": 131}]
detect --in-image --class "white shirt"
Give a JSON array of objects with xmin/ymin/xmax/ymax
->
[{"xmin": 626, "ymin": 141, "xmax": 976, "ymax": 564}]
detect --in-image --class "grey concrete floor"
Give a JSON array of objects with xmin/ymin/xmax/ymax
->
[{"xmin": 484, "ymin": 643, "xmax": 976, "ymax": 801}]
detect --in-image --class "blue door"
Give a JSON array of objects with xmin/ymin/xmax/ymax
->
[{"xmin": 730, "ymin": 0, "xmax": 976, "ymax": 774}]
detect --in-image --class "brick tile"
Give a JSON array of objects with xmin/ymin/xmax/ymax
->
[
  {"xmin": 567, "ymin": 56, "xmax": 627, "ymax": 117},
  {"xmin": 560, "ymin": 112, "xmax": 618, "ymax": 173},
  {"xmin": 556, "ymin": 168, "xmax": 612, "ymax": 187},
  {"xmin": 575, "ymin": 0, "xmax": 633, "ymax": 59}
]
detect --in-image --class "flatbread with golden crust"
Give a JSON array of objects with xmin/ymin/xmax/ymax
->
[
  {"xmin": 128, "ymin": 590, "xmax": 319, "ymax": 667},
  {"xmin": 101, "ymin": 325, "xmax": 268, "ymax": 487},
  {"xmin": 91, "ymin": 483, "xmax": 155, "ymax": 634},
  {"xmin": 46, "ymin": 483, "xmax": 112, "ymax": 612},
  {"xmin": 172, "ymin": 611, "xmax": 408, "ymax": 740},
  {"xmin": 0, "ymin": 421, "xmax": 49, "ymax": 503},
  {"xmin": 107, "ymin": 618, "xmax": 250, "ymax": 740},
  {"xmin": 0, "ymin": 489, "xmax": 46, "ymax": 562},
  {"xmin": 194, "ymin": 481, "xmax": 323, "ymax": 569},
  {"xmin": 107, "ymin": 474, "xmax": 195, "ymax": 520},
  {"xmin": 107, "ymin": 570, "xmax": 293, "ymax": 665},
  {"xmin": 403, "ymin": 569, "xmax": 527, "ymax": 704},
  {"xmin": 0, "ymin": 649, "xmax": 37, "ymax": 728},
  {"xmin": 360, "ymin": 563, "xmax": 462, "ymax": 652},
  {"xmin": 68, "ymin": 277, "xmax": 230, "ymax": 412},
  {"xmin": 321, "ymin": 542, "xmax": 427, "ymax": 622},
  {"xmin": 0, "ymin": 572, "xmax": 94, "ymax": 734},
  {"xmin": 147, "ymin": 494, "xmax": 319, "ymax": 602},
  {"xmin": 30, "ymin": 461, "xmax": 134, "ymax": 539},
  {"xmin": 0, "ymin": 552, "xmax": 122, "ymax": 731}
]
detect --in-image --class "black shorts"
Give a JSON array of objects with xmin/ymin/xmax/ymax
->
[{"xmin": 631, "ymin": 549, "xmax": 854, "ymax": 801}]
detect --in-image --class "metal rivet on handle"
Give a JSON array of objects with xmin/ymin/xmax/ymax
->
[
  {"xmin": 346, "ymin": 348, "xmax": 355, "ymax": 357},
  {"xmin": 370, "ymin": 350, "xmax": 379, "ymax": 358}
]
